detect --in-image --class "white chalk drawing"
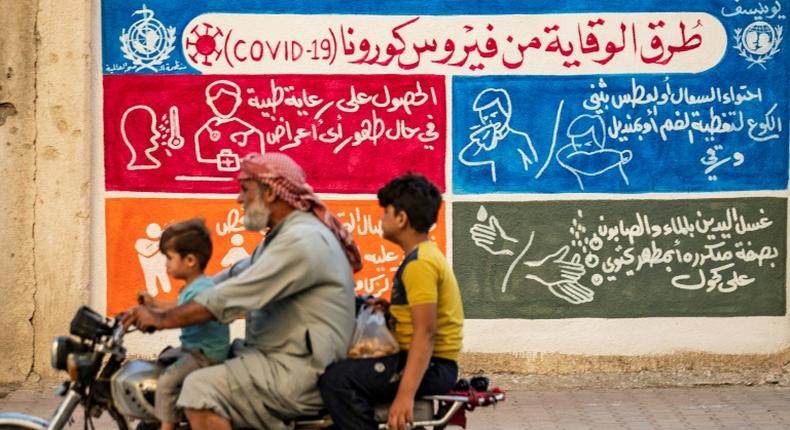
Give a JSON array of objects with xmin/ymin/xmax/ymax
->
[
  {"xmin": 356, "ymin": 275, "xmax": 391, "ymax": 298},
  {"xmin": 468, "ymin": 203, "xmax": 781, "ymax": 302},
  {"xmin": 120, "ymin": 79, "xmax": 266, "ymax": 177},
  {"xmin": 215, "ymin": 208, "xmax": 253, "ymax": 268},
  {"xmin": 734, "ymin": 22, "xmax": 783, "ymax": 69},
  {"xmin": 336, "ymin": 207, "xmax": 385, "ymax": 238},
  {"xmin": 122, "ymin": 106, "xmax": 161, "ymax": 170},
  {"xmin": 580, "ymin": 77, "xmax": 782, "ymax": 182},
  {"xmin": 105, "ymin": 61, "xmax": 187, "ymax": 74},
  {"xmin": 135, "ymin": 223, "xmax": 171, "ymax": 296},
  {"xmin": 556, "ymin": 113, "xmax": 632, "ymax": 190},
  {"xmin": 721, "ymin": 1, "xmax": 785, "ymax": 68},
  {"xmin": 470, "ymin": 205, "xmax": 594, "ymax": 304},
  {"xmin": 245, "ymin": 79, "xmax": 441, "ymax": 153},
  {"xmin": 701, "ymin": 144, "xmax": 744, "ymax": 181},
  {"xmin": 118, "ymin": 78, "xmax": 441, "ymax": 182},
  {"xmin": 460, "ymin": 75, "xmax": 783, "ymax": 187},
  {"xmin": 566, "ymin": 207, "xmax": 778, "ymax": 293},
  {"xmin": 221, "ymin": 234, "xmax": 250, "ymax": 268},
  {"xmin": 194, "ymin": 80, "xmax": 264, "ymax": 172},
  {"xmin": 165, "ymin": 106, "xmax": 184, "ymax": 149},
  {"xmin": 119, "ymin": 5, "xmax": 176, "ymax": 72},
  {"xmin": 121, "ymin": 105, "xmax": 183, "ymax": 170},
  {"xmin": 215, "ymin": 208, "xmax": 246, "ymax": 237},
  {"xmin": 458, "ymin": 88, "xmax": 538, "ymax": 183}
]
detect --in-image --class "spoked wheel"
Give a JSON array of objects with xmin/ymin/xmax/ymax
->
[{"xmin": 0, "ymin": 414, "xmax": 48, "ymax": 430}]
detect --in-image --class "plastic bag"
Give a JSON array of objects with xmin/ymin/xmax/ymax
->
[{"xmin": 347, "ymin": 305, "xmax": 400, "ymax": 358}]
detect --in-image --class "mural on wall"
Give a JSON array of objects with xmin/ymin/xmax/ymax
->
[
  {"xmin": 452, "ymin": 75, "xmax": 786, "ymax": 193},
  {"xmin": 101, "ymin": 0, "xmax": 788, "ymax": 319},
  {"xmin": 105, "ymin": 198, "xmax": 445, "ymax": 315},
  {"xmin": 104, "ymin": 74, "xmax": 445, "ymax": 193},
  {"xmin": 454, "ymin": 198, "xmax": 787, "ymax": 318}
]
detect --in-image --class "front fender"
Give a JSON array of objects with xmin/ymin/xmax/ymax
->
[{"xmin": 0, "ymin": 412, "xmax": 48, "ymax": 429}]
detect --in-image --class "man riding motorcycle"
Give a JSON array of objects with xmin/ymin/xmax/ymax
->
[{"xmin": 122, "ymin": 152, "xmax": 363, "ymax": 430}]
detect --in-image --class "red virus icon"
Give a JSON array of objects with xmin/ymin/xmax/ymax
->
[{"xmin": 185, "ymin": 23, "xmax": 224, "ymax": 66}]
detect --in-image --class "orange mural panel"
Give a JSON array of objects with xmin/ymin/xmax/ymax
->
[
  {"xmin": 327, "ymin": 200, "xmax": 446, "ymax": 302},
  {"xmin": 105, "ymin": 198, "xmax": 446, "ymax": 316}
]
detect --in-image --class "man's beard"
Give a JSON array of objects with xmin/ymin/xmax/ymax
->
[{"xmin": 243, "ymin": 197, "xmax": 271, "ymax": 231}]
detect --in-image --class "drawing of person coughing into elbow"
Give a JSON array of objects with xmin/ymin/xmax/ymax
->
[
  {"xmin": 459, "ymin": 88, "xmax": 538, "ymax": 183},
  {"xmin": 557, "ymin": 114, "xmax": 632, "ymax": 191}
]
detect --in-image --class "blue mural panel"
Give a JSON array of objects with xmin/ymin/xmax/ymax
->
[{"xmin": 452, "ymin": 73, "xmax": 788, "ymax": 193}]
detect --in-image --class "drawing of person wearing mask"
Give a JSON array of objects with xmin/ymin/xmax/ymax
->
[
  {"xmin": 195, "ymin": 80, "xmax": 264, "ymax": 172},
  {"xmin": 556, "ymin": 114, "xmax": 632, "ymax": 191},
  {"xmin": 459, "ymin": 88, "xmax": 538, "ymax": 183}
]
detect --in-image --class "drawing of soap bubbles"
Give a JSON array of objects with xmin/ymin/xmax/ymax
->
[
  {"xmin": 585, "ymin": 253, "xmax": 600, "ymax": 268},
  {"xmin": 589, "ymin": 235, "xmax": 604, "ymax": 251}
]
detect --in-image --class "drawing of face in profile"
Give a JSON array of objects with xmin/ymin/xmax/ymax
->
[
  {"xmin": 121, "ymin": 105, "xmax": 162, "ymax": 170},
  {"xmin": 206, "ymin": 80, "xmax": 243, "ymax": 119}
]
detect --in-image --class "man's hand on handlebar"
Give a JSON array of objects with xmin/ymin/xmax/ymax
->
[
  {"xmin": 136, "ymin": 291, "xmax": 155, "ymax": 306},
  {"xmin": 121, "ymin": 305, "xmax": 163, "ymax": 333}
]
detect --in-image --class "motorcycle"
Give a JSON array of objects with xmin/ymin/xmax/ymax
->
[{"xmin": 0, "ymin": 306, "xmax": 505, "ymax": 429}]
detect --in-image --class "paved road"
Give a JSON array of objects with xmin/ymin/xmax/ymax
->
[{"xmin": 3, "ymin": 383, "xmax": 790, "ymax": 429}]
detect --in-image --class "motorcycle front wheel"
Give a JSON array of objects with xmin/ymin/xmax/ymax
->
[{"xmin": 0, "ymin": 412, "xmax": 48, "ymax": 430}]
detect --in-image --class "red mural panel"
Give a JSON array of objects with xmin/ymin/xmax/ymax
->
[{"xmin": 103, "ymin": 74, "xmax": 446, "ymax": 193}]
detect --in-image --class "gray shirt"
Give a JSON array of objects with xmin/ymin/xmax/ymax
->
[{"xmin": 194, "ymin": 210, "xmax": 356, "ymax": 418}]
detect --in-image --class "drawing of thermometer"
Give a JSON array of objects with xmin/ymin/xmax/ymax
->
[{"xmin": 166, "ymin": 106, "xmax": 185, "ymax": 150}]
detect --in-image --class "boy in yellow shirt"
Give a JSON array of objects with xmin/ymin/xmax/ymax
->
[{"xmin": 319, "ymin": 174, "xmax": 464, "ymax": 430}]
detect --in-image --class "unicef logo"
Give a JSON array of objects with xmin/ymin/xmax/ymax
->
[
  {"xmin": 733, "ymin": 21, "xmax": 784, "ymax": 69},
  {"xmin": 742, "ymin": 21, "xmax": 776, "ymax": 55},
  {"xmin": 119, "ymin": 5, "xmax": 176, "ymax": 72}
]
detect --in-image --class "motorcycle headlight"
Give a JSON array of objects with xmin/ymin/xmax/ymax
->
[
  {"xmin": 66, "ymin": 352, "xmax": 96, "ymax": 382},
  {"xmin": 51, "ymin": 336, "xmax": 88, "ymax": 370}
]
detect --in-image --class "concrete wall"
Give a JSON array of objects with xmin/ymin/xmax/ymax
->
[
  {"xmin": 0, "ymin": 0, "xmax": 92, "ymax": 383},
  {"xmin": 1, "ymin": 0, "xmax": 789, "ymax": 386},
  {"xmin": 0, "ymin": 0, "xmax": 38, "ymax": 384}
]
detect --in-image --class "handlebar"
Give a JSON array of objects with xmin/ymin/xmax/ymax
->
[{"xmin": 111, "ymin": 322, "xmax": 125, "ymax": 347}]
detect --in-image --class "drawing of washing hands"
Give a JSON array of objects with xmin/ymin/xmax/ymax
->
[
  {"xmin": 521, "ymin": 246, "xmax": 593, "ymax": 304},
  {"xmin": 470, "ymin": 205, "xmax": 594, "ymax": 304},
  {"xmin": 469, "ymin": 205, "xmax": 519, "ymax": 255}
]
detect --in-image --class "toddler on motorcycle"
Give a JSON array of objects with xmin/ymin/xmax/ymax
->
[{"xmin": 136, "ymin": 218, "xmax": 230, "ymax": 430}]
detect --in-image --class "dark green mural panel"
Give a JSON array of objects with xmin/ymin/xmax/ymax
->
[{"xmin": 453, "ymin": 198, "xmax": 786, "ymax": 318}]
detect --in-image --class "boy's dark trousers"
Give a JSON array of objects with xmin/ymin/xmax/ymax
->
[{"xmin": 318, "ymin": 351, "xmax": 457, "ymax": 429}]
